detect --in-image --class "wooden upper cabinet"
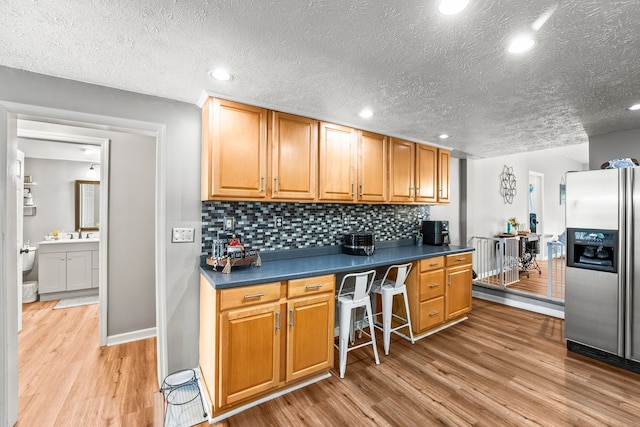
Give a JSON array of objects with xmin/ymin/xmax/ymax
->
[
  {"xmin": 318, "ymin": 122, "xmax": 357, "ymax": 201},
  {"xmin": 389, "ymin": 138, "xmax": 415, "ymax": 202},
  {"xmin": 438, "ymin": 149, "xmax": 451, "ymax": 204},
  {"xmin": 270, "ymin": 112, "xmax": 318, "ymax": 200},
  {"xmin": 202, "ymin": 98, "xmax": 268, "ymax": 200},
  {"xmin": 415, "ymin": 144, "xmax": 438, "ymax": 204},
  {"xmin": 358, "ymin": 130, "xmax": 388, "ymax": 202}
]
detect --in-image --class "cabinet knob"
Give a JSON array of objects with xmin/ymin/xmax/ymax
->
[
  {"xmin": 429, "ymin": 283, "xmax": 440, "ymax": 288},
  {"xmin": 305, "ymin": 284, "xmax": 322, "ymax": 290},
  {"xmin": 275, "ymin": 312, "xmax": 281, "ymax": 330},
  {"xmin": 274, "ymin": 176, "xmax": 279, "ymax": 193},
  {"xmin": 289, "ymin": 309, "xmax": 295, "ymax": 327},
  {"xmin": 260, "ymin": 176, "xmax": 266, "ymax": 192},
  {"xmin": 429, "ymin": 310, "xmax": 440, "ymax": 317}
]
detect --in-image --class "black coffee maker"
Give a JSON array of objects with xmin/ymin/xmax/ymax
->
[{"xmin": 422, "ymin": 220, "xmax": 450, "ymax": 246}]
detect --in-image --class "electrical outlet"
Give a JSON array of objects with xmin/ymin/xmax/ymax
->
[
  {"xmin": 343, "ymin": 215, "xmax": 350, "ymax": 227},
  {"xmin": 274, "ymin": 215, "xmax": 283, "ymax": 228},
  {"xmin": 224, "ymin": 217, "xmax": 235, "ymax": 231},
  {"xmin": 172, "ymin": 227, "xmax": 195, "ymax": 243}
]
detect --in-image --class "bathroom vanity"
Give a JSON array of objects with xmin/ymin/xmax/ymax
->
[{"xmin": 37, "ymin": 239, "xmax": 99, "ymax": 301}]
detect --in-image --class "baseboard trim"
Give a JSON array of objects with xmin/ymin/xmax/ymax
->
[
  {"xmin": 472, "ymin": 287, "xmax": 565, "ymax": 319},
  {"xmin": 106, "ymin": 327, "xmax": 156, "ymax": 346},
  {"xmin": 206, "ymin": 372, "xmax": 331, "ymax": 424}
]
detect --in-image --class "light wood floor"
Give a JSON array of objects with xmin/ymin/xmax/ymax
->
[
  {"xmin": 17, "ymin": 299, "xmax": 158, "ymax": 426},
  {"xmin": 482, "ymin": 257, "xmax": 566, "ymax": 300},
  {"xmin": 19, "ymin": 298, "xmax": 640, "ymax": 426}
]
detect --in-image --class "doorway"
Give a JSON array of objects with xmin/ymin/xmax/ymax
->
[
  {"xmin": 1, "ymin": 102, "xmax": 165, "ymax": 425},
  {"xmin": 528, "ymin": 171, "xmax": 544, "ymax": 257}
]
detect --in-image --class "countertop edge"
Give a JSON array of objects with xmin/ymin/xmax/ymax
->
[{"xmin": 200, "ymin": 245, "xmax": 474, "ymax": 289}]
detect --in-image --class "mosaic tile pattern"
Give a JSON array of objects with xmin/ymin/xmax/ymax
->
[{"xmin": 201, "ymin": 201, "xmax": 429, "ymax": 255}]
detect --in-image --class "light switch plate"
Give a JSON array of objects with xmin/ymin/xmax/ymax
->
[{"xmin": 172, "ymin": 227, "xmax": 195, "ymax": 243}]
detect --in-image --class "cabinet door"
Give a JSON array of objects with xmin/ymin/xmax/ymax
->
[
  {"xmin": 438, "ymin": 149, "xmax": 451, "ymax": 203},
  {"xmin": 219, "ymin": 302, "xmax": 280, "ymax": 407},
  {"xmin": 415, "ymin": 144, "xmax": 438, "ymax": 203},
  {"xmin": 91, "ymin": 250, "xmax": 99, "ymax": 288},
  {"xmin": 358, "ymin": 130, "xmax": 387, "ymax": 202},
  {"xmin": 318, "ymin": 122, "xmax": 357, "ymax": 201},
  {"xmin": 38, "ymin": 252, "xmax": 67, "ymax": 293},
  {"xmin": 389, "ymin": 138, "xmax": 415, "ymax": 202},
  {"xmin": 66, "ymin": 250, "xmax": 93, "ymax": 291},
  {"xmin": 286, "ymin": 293, "xmax": 334, "ymax": 382},
  {"xmin": 446, "ymin": 264, "xmax": 472, "ymax": 320},
  {"xmin": 271, "ymin": 112, "xmax": 318, "ymax": 200},
  {"xmin": 203, "ymin": 98, "xmax": 268, "ymax": 199}
]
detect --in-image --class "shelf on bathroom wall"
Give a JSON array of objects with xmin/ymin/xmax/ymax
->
[{"xmin": 23, "ymin": 206, "xmax": 37, "ymax": 216}]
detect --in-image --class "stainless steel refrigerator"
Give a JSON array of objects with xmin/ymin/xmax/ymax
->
[{"xmin": 565, "ymin": 168, "xmax": 640, "ymax": 372}]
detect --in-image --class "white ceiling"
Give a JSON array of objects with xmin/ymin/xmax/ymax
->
[{"xmin": 2, "ymin": 1, "xmax": 638, "ymax": 161}]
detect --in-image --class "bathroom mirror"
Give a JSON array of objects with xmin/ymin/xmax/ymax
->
[{"xmin": 75, "ymin": 180, "xmax": 100, "ymax": 231}]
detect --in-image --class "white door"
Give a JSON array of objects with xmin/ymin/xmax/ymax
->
[{"xmin": 17, "ymin": 150, "xmax": 24, "ymax": 331}]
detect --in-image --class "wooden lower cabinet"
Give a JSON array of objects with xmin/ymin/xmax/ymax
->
[
  {"xmin": 219, "ymin": 302, "xmax": 281, "ymax": 406},
  {"xmin": 406, "ymin": 252, "xmax": 473, "ymax": 336},
  {"xmin": 286, "ymin": 292, "xmax": 334, "ymax": 381},
  {"xmin": 200, "ymin": 274, "xmax": 335, "ymax": 416},
  {"xmin": 445, "ymin": 253, "xmax": 473, "ymax": 319}
]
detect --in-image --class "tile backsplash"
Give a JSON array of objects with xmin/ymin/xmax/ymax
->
[{"xmin": 202, "ymin": 201, "xmax": 429, "ymax": 255}]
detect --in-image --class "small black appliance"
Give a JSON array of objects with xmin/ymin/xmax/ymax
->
[
  {"xmin": 422, "ymin": 220, "xmax": 450, "ymax": 246},
  {"xmin": 342, "ymin": 232, "xmax": 375, "ymax": 256}
]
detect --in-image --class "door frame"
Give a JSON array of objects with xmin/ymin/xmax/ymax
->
[{"xmin": 0, "ymin": 101, "xmax": 168, "ymax": 424}]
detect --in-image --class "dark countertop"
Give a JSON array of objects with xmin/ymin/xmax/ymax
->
[{"xmin": 200, "ymin": 244, "xmax": 474, "ymax": 289}]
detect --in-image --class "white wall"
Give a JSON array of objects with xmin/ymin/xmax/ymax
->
[
  {"xmin": 466, "ymin": 149, "xmax": 587, "ymax": 256},
  {"xmin": 430, "ymin": 157, "xmax": 461, "ymax": 245},
  {"xmin": 590, "ymin": 128, "xmax": 640, "ymax": 170}
]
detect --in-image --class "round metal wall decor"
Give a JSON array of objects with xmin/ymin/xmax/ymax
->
[{"xmin": 500, "ymin": 165, "xmax": 517, "ymax": 204}]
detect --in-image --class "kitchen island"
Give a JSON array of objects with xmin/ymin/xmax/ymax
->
[{"xmin": 199, "ymin": 243, "xmax": 474, "ymax": 423}]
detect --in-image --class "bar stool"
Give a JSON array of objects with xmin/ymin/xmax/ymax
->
[
  {"xmin": 334, "ymin": 270, "xmax": 380, "ymax": 379},
  {"xmin": 372, "ymin": 263, "xmax": 415, "ymax": 355}
]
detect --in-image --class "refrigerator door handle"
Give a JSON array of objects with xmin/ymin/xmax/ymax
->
[{"xmin": 625, "ymin": 168, "xmax": 634, "ymax": 359}]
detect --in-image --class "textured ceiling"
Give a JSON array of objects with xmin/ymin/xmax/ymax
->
[{"xmin": 1, "ymin": 0, "xmax": 639, "ymax": 159}]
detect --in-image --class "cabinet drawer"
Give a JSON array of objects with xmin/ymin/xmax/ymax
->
[
  {"xmin": 220, "ymin": 282, "xmax": 282, "ymax": 311},
  {"xmin": 446, "ymin": 252, "xmax": 472, "ymax": 268},
  {"xmin": 419, "ymin": 297, "xmax": 445, "ymax": 330},
  {"xmin": 419, "ymin": 270, "xmax": 445, "ymax": 300},
  {"xmin": 288, "ymin": 274, "xmax": 335, "ymax": 298},
  {"xmin": 420, "ymin": 257, "xmax": 445, "ymax": 272}
]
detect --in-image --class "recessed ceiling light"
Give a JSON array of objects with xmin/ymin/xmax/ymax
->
[
  {"xmin": 438, "ymin": 134, "xmax": 450, "ymax": 139},
  {"xmin": 209, "ymin": 68, "xmax": 233, "ymax": 81},
  {"xmin": 628, "ymin": 103, "xmax": 640, "ymax": 111},
  {"xmin": 358, "ymin": 109, "xmax": 374, "ymax": 119},
  {"xmin": 438, "ymin": 0, "xmax": 470, "ymax": 16},
  {"xmin": 507, "ymin": 36, "xmax": 536, "ymax": 54}
]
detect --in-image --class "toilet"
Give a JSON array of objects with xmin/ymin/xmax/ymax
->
[{"xmin": 21, "ymin": 246, "xmax": 38, "ymax": 303}]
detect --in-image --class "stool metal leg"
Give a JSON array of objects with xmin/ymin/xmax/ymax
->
[
  {"xmin": 401, "ymin": 288, "xmax": 415, "ymax": 344},
  {"xmin": 364, "ymin": 298, "xmax": 380, "ymax": 365},
  {"xmin": 381, "ymin": 289, "xmax": 393, "ymax": 356},
  {"xmin": 338, "ymin": 303, "xmax": 352, "ymax": 379}
]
